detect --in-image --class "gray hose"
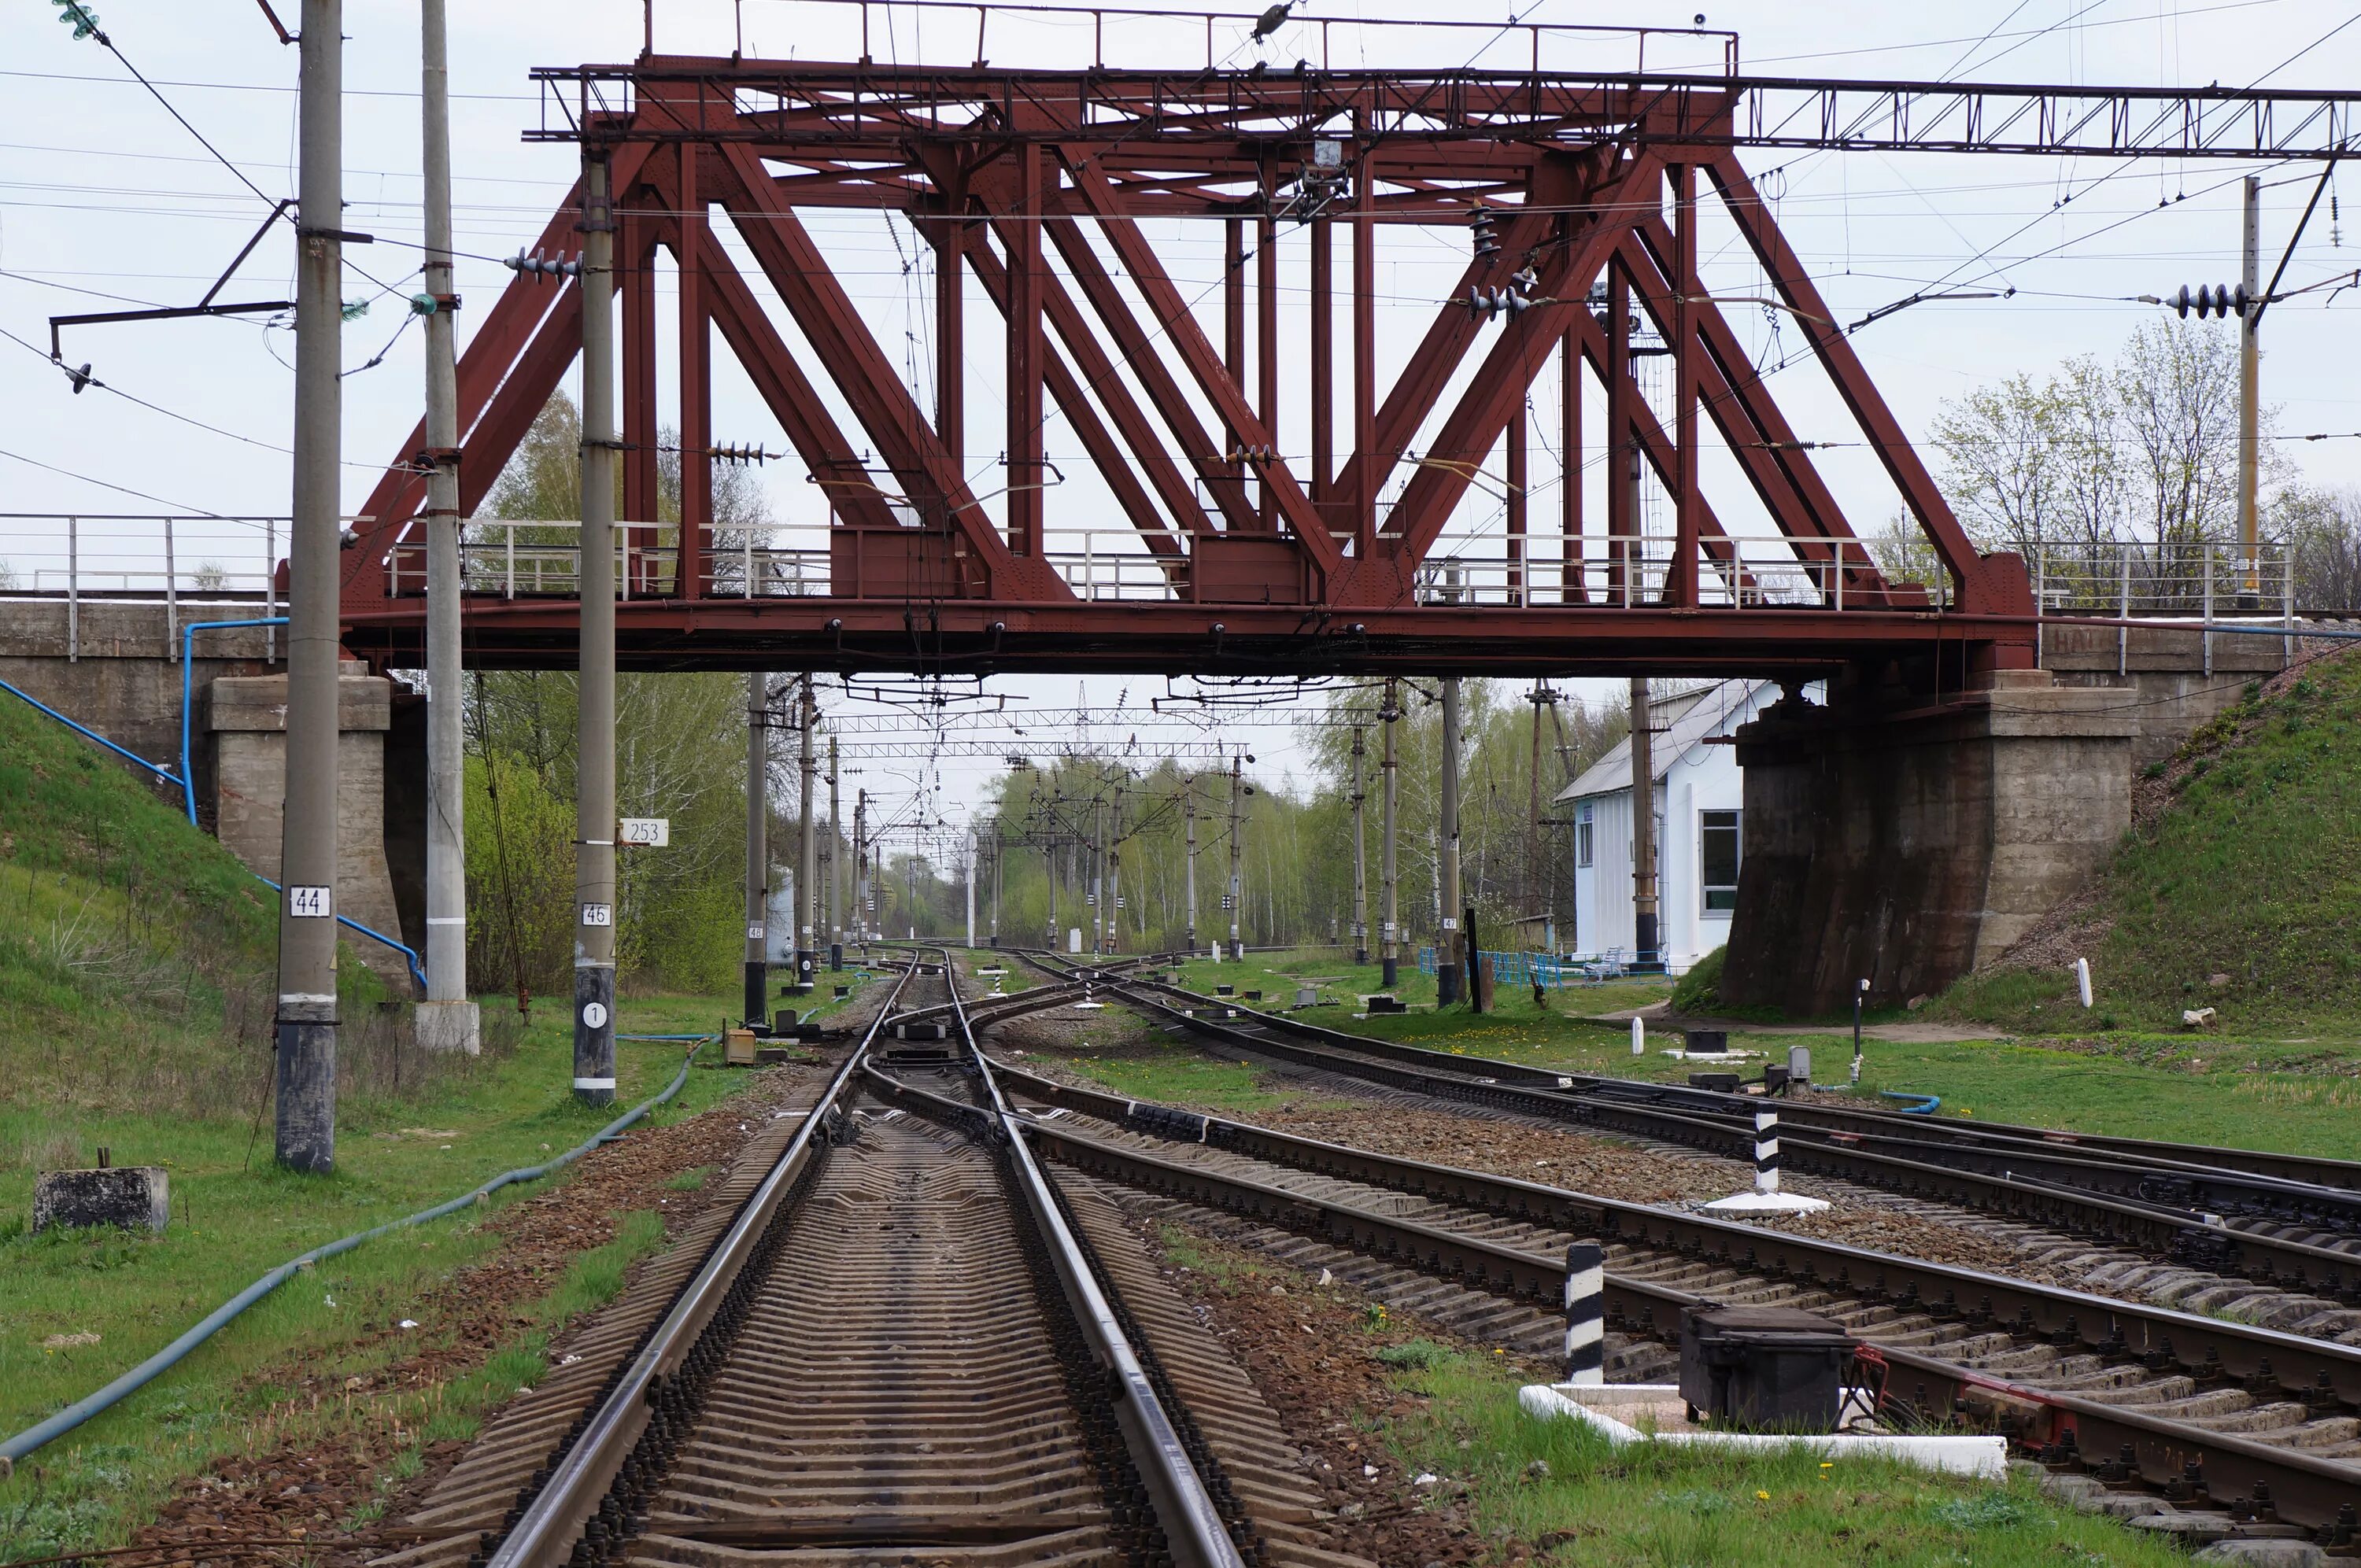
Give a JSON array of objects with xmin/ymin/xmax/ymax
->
[{"xmin": 0, "ymin": 1040, "xmax": 711, "ymax": 1475}]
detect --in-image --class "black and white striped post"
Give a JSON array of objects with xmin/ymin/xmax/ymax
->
[
  {"xmin": 1563, "ymin": 1241, "xmax": 1604, "ymax": 1385},
  {"xmin": 1753, "ymin": 1109, "xmax": 1781, "ymax": 1195}
]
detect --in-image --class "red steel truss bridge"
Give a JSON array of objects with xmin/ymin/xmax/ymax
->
[{"xmin": 337, "ymin": 20, "xmax": 2361, "ymax": 679}]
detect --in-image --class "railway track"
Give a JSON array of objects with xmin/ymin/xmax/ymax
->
[
  {"xmin": 976, "ymin": 951, "xmax": 2361, "ymax": 1543},
  {"xmin": 1012, "ymin": 953, "xmax": 2361, "ymax": 1322},
  {"xmin": 371, "ymin": 956, "xmax": 1370, "ymax": 1568}
]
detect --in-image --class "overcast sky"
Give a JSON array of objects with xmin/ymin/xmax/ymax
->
[{"xmin": 6, "ymin": 0, "xmax": 2359, "ymax": 832}]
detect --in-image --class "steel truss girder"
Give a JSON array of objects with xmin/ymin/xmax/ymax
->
[
  {"xmin": 346, "ymin": 57, "xmax": 2040, "ymax": 672},
  {"xmin": 529, "ymin": 61, "xmax": 2361, "ymax": 160}
]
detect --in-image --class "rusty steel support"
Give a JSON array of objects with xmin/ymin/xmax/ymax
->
[
  {"xmin": 1561, "ymin": 316, "xmax": 1583, "ymax": 604},
  {"xmin": 934, "ymin": 212, "xmax": 964, "ymax": 466},
  {"xmin": 1708, "ymin": 154, "xmax": 2004, "ymax": 618},
  {"xmin": 1506, "ymin": 395, "xmax": 1527, "ymax": 606},
  {"xmin": 1310, "ymin": 216, "xmax": 1333, "ymax": 507},
  {"xmin": 678, "ymin": 142, "xmax": 710, "ymax": 597},
  {"xmin": 621, "ymin": 205, "xmax": 659, "ymax": 577},
  {"xmin": 1670, "ymin": 162, "xmax": 1700, "ymax": 608},
  {"xmin": 1607, "ymin": 260, "xmax": 1634, "ymax": 607},
  {"xmin": 1007, "ymin": 144, "xmax": 1044, "ymax": 559},
  {"xmin": 1258, "ymin": 209, "xmax": 1278, "ymax": 532},
  {"xmin": 1042, "ymin": 208, "xmax": 1256, "ymax": 534},
  {"xmin": 1351, "ymin": 185, "xmax": 1376, "ymax": 563}
]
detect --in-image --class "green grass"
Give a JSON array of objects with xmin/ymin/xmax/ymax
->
[
  {"xmin": 1065, "ymin": 950, "xmax": 2361, "ymax": 1165},
  {"xmin": 1379, "ymin": 1343, "xmax": 2180, "ymax": 1566},
  {"xmin": 1939, "ymin": 653, "xmax": 2361, "ymax": 1037},
  {"xmin": 0, "ymin": 687, "xmax": 848, "ymax": 1552},
  {"xmin": 0, "ymin": 994, "xmax": 757, "ymax": 1551}
]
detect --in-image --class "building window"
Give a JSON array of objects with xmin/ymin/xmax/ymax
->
[
  {"xmin": 1700, "ymin": 809, "xmax": 1740, "ymax": 913},
  {"xmin": 1576, "ymin": 802, "xmax": 1594, "ymax": 868}
]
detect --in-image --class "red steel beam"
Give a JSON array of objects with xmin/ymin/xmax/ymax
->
[
  {"xmin": 622, "ymin": 216, "xmax": 660, "ymax": 602},
  {"xmin": 960, "ymin": 228, "xmax": 1183, "ymax": 559},
  {"xmin": 1037, "ymin": 194, "xmax": 1258, "ymax": 534},
  {"xmin": 710, "ymin": 135, "xmax": 1069, "ymax": 600},
  {"xmin": 678, "ymin": 142, "xmax": 711, "ymax": 597},
  {"xmin": 1709, "ymin": 153, "xmax": 2008, "ymax": 614},
  {"xmin": 1007, "ymin": 143, "xmax": 1045, "ymax": 559},
  {"xmin": 689, "ymin": 223, "xmax": 900, "ymax": 533},
  {"xmin": 1370, "ymin": 153, "xmax": 1663, "ymax": 591},
  {"xmin": 1062, "ymin": 156, "xmax": 1341, "ymax": 578}
]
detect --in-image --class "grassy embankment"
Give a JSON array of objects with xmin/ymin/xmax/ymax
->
[{"xmin": 0, "ymin": 692, "xmax": 874, "ymax": 1553}]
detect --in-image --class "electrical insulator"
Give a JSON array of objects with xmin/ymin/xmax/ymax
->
[
  {"xmin": 1465, "ymin": 286, "xmax": 1531, "ymax": 321},
  {"xmin": 1469, "ymin": 205, "xmax": 1500, "ymax": 260},
  {"xmin": 711, "ymin": 443, "xmax": 774, "ymax": 467},
  {"xmin": 2172, "ymin": 282, "xmax": 2250, "ymax": 319},
  {"xmin": 1510, "ymin": 264, "xmax": 1539, "ymax": 296},
  {"xmin": 53, "ymin": 0, "xmax": 102, "ymax": 40},
  {"xmin": 506, "ymin": 249, "xmax": 582, "ymax": 282}
]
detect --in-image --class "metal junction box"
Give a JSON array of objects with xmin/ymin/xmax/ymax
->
[{"xmin": 1678, "ymin": 1304, "xmax": 1855, "ymax": 1432}]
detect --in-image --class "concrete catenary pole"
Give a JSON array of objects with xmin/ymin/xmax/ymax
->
[
  {"xmin": 742, "ymin": 673, "xmax": 767, "ymax": 1025},
  {"xmin": 572, "ymin": 149, "xmax": 619, "ymax": 1107},
  {"xmin": 1184, "ymin": 777, "xmax": 1199, "ymax": 956},
  {"xmin": 826, "ymin": 736, "xmax": 842, "ymax": 968},
  {"xmin": 990, "ymin": 829, "xmax": 1003, "ymax": 944},
  {"xmin": 1380, "ymin": 678, "xmax": 1400, "ymax": 989},
  {"xmin": 1629, "ymin": 675, "xmax": 1659, "ymax": 968},
  {"xmin": 797, "ymin": 676, "xmax": 818, "ymax": 986},
  {"xmin": 965, "ymin": 830, "xmax": 977, "ymax": 948},
  {"xmin": 1095, "ymin": 789, "xmax": 1112, "ymax": 954},
  {"xmin": 2239, "ymin": 174, "xmax": 2262, "ymax": 607},
  {"xmin": 1227, "ymin": 755, "xmax": 1246, "ymax": 961},
  {"xmin": 1107, "ymin": 780, "xmax": 1122, "ymax": 955},
  {"xmin": 852, "ymin": 789, "xmax": 867, "ymax": 943},
  {"xmin": 1528, "ymin": 681, "xmax": 1547, "ymax": 950},
  {"xmin": 1046, "ymin": 827, "xmax": 1060, "ymax": 950},
  {"xmin": 1437, "ymin": 677, "xmax": 1464, "ymax": 1005},
  {"xmin": 275, "ymin": 0, "xmax": 345, "ymax": 1170},
  {"xmin": 416, "ymin": 0, "xmax": 476, "ymax": 1054},
  {"xmin": 1350, "ymin": 725, "xmax": 1368, "ymax": 965}
]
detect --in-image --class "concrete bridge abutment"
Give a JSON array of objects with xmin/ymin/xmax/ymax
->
[{"xmin": 1720, "ymin": 670, "xmax": 2137, "ymax": 1016}]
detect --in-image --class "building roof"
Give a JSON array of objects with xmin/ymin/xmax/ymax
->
[{"xmin": 1554, "ymin": 679, "xmax": 1772, "ymax": 803}]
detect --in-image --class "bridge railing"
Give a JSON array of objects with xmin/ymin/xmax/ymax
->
[
  {"xmin": 0, "ymin": 512, "xmax": 299, "ymax": 662},
  {"xmin": 1409, "ymin": 535, "xmax": 1933, "ymax": 611},
  {"xmin": 2031, "ymin": 537, "xmax": 2297, "ymax": 671}
]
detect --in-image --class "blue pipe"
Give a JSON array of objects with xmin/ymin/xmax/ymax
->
[
  {"xmin": 5, "ymin": 640, "xmax": 426, "ymax": 993},
  {"xmin": 0, "ymin": 1037, "xmax": 713, "ymax": 1474},
  {"xmin": 180, "ymin": 617, "xmax": 286, "ymax": 828},
  {"xmin": 1879, "ymin": 1090, "xmax": 1942, "ymax": 1115},
  {"xmin": 177, "ymin": 618, "xmax": 425, "ymax": 991},
  {"xmin": 0, "ymin": 677, "xmax": 183, "ymax": 786}
]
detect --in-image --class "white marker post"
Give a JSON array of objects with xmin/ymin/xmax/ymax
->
[
  {"xmin": 2075, "ymin": 957, "xmax": 2094, "ymax": 1009},
  {"xmin": 1704, "ymin": 1108, "xmax": 1830, "ymax": 1214},
  {"xmin": 1631, "ymin": 1016, "xmax": 1645, "ymax": 1056},
  {"xmin": 1563, "ymin": 1242, "xmax": 1605, "ymax": 1386}
]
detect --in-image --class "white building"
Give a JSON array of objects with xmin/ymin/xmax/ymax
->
[{"xmin": 1560, "ymin": 679, "xmax": 1804, "ymax": 972}]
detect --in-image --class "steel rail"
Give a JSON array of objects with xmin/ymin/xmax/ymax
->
[
  {"xmin": 1110, "ymin": 962, "xmax": 2361, "ymax": 1203},
  {"xmin": 479, "ymin": 961, "xmax": 914, "ymax": 1568},
  {"xmin": 1021, "ymin": 957, "xmax": 2361, "ymax": 1295},
  {"xmin": 870, "ymin": 952, "xmax": 1251, "ymax": 1568},
  {"xmin": 990, "ymin": 1073, "xmax": 2361, "ymax": 1534}
]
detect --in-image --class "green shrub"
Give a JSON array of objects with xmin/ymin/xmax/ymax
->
[{"xmin": 1671, "ymin": 945, "xmax": 1726, "ymax": 1013}]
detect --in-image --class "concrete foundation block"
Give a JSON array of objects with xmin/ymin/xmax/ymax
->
[
  {"xmin": 413, "ymin": 1000, "xmax": 482, "ymax": 1055},
  {"xmin": 1721, "ymin": 680, "xmax": 2134, "ymax": 1015},
  {"xmin": 35, "ymin": 1167, "xmax": 168, "ymax": 1234}
]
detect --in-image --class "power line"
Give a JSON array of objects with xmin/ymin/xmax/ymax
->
[{"xmin": 0, "ymin": 443, "xmax": 225, "ymax": 515}]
